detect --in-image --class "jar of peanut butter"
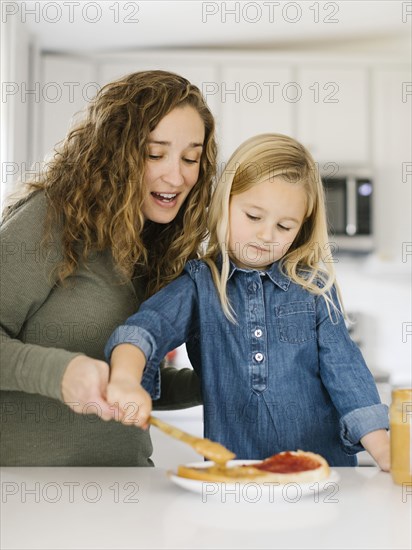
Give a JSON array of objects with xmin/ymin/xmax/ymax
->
[{"xmin": 390, "ymin": 388, "xmax": 412, "ymax": 484}]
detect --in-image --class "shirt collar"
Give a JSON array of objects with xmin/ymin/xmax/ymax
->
[{"xmin": 220, "ymin": 256, "xmax": 291, "ymax": 291}]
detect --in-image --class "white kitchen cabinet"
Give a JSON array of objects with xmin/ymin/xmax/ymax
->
[
  {"xmin": 218, "ymin": 64, "xmax": 295, "ymax": 161},
  {"xmin": 39, "ymin": 55, "xmax": 97, "ymax": 161},
  {"xmin": 296, "ymin": 66, "xmax": 370, "ymax": 166},
  {"xmin": 371, "ymin": 66, "xmax": 412, "ymax": 263},
  {"xmin": 2, "ymin": 16, "xmax": 35, "ymax": 205}
]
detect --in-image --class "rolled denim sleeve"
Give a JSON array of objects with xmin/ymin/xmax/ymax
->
[
  {"xmin": 340, "ymin": 403, "xmax": 389, "ymax": 454},
  {"xmin": 104, "ymin": 326, "xmax": 161, "ymax": 399},
  {"xmin": 105, "ymin": 326, "xmax": 155, "ymax": 362}
]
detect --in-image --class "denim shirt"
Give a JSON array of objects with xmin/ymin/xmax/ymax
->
[{"xmin": 105, "ymin": 259, "xmax": 389, "ymax": 466}]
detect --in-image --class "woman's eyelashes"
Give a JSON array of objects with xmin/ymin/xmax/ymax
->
[{"xmin": 147, "ymin": 153, "xmax": 199, "ymax": 164}]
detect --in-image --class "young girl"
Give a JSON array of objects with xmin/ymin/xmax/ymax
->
[{"xmin": 105, "ymin": 134, "xmax": 390, "ymax": 469}]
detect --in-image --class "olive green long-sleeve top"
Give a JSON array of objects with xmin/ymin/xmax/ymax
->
[{"xmin": 0, "ymin": 191, "xmax": 201, "ymax": 466}]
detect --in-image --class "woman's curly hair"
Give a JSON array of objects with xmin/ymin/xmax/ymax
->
[{"xmin": 8, "ymin": 70, "xmax": 217, "ymax": 297}]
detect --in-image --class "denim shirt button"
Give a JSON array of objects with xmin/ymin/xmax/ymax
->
[
  {"xmin": 254, "ymin": 329, "xmax": 263, "ymax": 338},
  {"xmin": 254, "ymin": 352, "xmax": 264, "ymax": 362}
]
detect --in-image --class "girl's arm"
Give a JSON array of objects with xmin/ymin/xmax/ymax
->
[
  {"xmin": 105, "ymin": 269, "xmax": 199, "ymax": 404},
  {"xmin": 316, "ymin": 286, "xmax": 390, "ymax": 462},
  {"xmin": 107, "ymin": 344, "xmax": 152, "ymax": 429},
  {"xmin": 360, "ymin": 430, "xmax": 390, "ymax": 471}
]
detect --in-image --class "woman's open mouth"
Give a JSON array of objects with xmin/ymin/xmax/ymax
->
[{"xmin": 151, "ymin": 192, "xmax": 179, "ymax": 207}]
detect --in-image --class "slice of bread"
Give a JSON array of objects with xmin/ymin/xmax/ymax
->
[{"xmin": 177, "ymin": 450, "xmax": 330, "ymax": 484}]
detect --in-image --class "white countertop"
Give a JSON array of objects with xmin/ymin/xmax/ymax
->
[{"xmin": 1, "ymin": 466, "xmax": 411, "ymax": 550}]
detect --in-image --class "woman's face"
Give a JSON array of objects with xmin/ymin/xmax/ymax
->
[{"xmin": 142, "ymin": 105, "xmax": 205, "ymax": 224}]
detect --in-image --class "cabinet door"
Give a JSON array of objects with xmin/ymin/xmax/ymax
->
[
  {"xmin": 296, "ymin": 66, "xmax": 369, "ymax": 165},
  {"xmin": 40, "ymin": 56, "xmax": 97, "ymax": 160},
  {"xmin": 2, "ymin": 17, "xmax": 32, "ymax": 203},
  {"xmin": 218, "ymin": 65, "xmax": 295, "ymax": 162},
  {"xmin": 371, "ymin": 67, "xmax": 412, "ymax": 263}
]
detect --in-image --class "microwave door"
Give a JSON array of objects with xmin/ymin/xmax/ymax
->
[
  {"xmin": 323, "ymin": 175, "xmax": 374, "ymax": 252},
  {"xmin": 346, "ymin": 176, "xmax": 357, "ymax": 236},
  {"xmin": 324, "ymin": 178, "xmax": 347, "ymax": 236},
  {"xmin": 356, "ymin": 178, "xmax": 373, "ymax": 235}
]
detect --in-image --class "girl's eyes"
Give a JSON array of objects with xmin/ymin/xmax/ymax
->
[
  {"xmin": 183, "ymin": 158, "xmax": 199, "ymax": 164},
  {"xmin": 246, "ymin": 213, "xmax": 260, "ymax": 221},
  {"xmin": 245, "ymin": 213, "xmax": 292, "ymax": 231}
]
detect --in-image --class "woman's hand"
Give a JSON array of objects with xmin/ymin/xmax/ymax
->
[
  {"xmin": 61, "ymin": 355, "xmax": 116, "ymax": 421},
  {"xmin": 106, "ymin": 377, "xmax": 152, "ymax": 430}
]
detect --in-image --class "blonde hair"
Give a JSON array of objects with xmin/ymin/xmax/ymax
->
[
  {"xmin": 204, "ymin": 133, "xmax": 340, "ymax": 321},
  {"xmin": 3, "ymin": 70, "xmax": 217, "ymax": 297}
]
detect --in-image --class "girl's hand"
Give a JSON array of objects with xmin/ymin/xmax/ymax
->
[
  {"xmin": 360, "ymin": 429, "xmax": 390, "ymax": 472},
  {"xmin": 375, "ymin": 449, "xmax": 390, "ymax": 472},
  {"xmin": 106, "ymin": 378, "xmax": 152, "ymax": 429},
  {"xmin": 371, "ymin": 440, "xmax": 390, "ymax": 472},
  {"xmin": 61, "ymin": 355, "xmax": 116, "ymax": 421}
]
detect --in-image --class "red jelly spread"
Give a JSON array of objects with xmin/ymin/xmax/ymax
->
[{"xmin": 253, "ymin": 452, "xmax": 321, "ymax": 473}]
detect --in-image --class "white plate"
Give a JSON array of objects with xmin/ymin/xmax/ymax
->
[{"xmin": 167, "ymin": 460, "xmax": 341, "ymax": 501}]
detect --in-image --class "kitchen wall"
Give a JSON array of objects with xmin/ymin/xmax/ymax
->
[{"xmin": 2, "ymin": 28, "xmax": 411, "ymax": 386}]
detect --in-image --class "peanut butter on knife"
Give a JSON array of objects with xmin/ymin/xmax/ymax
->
[{"xmin": 149, "ymin": 415, "xmax": 235, "ymax": 465}]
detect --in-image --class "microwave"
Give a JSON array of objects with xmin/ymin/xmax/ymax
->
[{"xmin": 322, "ymin": 173, "xmax": 373, "ymax": 253}]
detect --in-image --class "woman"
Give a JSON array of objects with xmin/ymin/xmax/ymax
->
[{"xmin": 0, "ymin": 70, "xmax": 217, "ymax": 466}]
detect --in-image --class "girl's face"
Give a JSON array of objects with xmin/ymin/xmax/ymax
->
[
  {"xmin": 228, "ymin": 176, "xmax": 307, "ymax": 270},
  {"xmin": 142, "ymin": 105, "xmax": 205, "ymax": 224}
]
